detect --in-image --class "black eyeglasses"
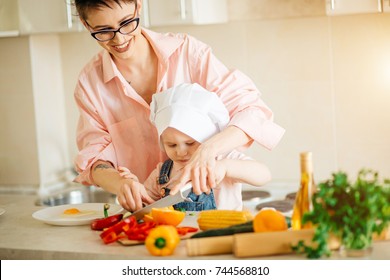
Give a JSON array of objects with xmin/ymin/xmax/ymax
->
[{"xmin": 89, "ymin": 17, "xmax": 140, "ymax": 42}]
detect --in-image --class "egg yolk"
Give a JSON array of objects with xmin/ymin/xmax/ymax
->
[{"xmin": 63, "ymin": 208, "xmax": 81, "ymax": 215}]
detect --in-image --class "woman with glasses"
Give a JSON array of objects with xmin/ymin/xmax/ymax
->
[{"xmin": 72, "ymin": 0, "xmax": 285, "ymax": 212}]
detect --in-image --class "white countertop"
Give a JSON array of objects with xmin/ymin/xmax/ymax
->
[{"xmin": 1, "ymin": 188, "xmax": 389, "ymax": 260}]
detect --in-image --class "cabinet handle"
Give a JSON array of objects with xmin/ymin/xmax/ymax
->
[
  {"xmin": 66, "ymin": 0, "xmax": 73, "ymax": 29},
  {"xmin": 180, "ymin": 0, "xmax": 186, "ymax": 20},
  {"xmin": 330, "ymin": 0, "xmax": 382, "ymax": 13}
]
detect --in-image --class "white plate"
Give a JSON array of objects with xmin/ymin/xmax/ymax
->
[
  {"xmin": 32, "ymin": 203, "xmax": 124, "ymax": 226},
  {"xmin": 0, "ymin": 208, "xmax": 5, "ymax": 216}
]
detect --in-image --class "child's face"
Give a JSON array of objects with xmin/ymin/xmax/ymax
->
[{"xmin": 161, "ymin": 127, "xmax": 201, "ymax": 168}]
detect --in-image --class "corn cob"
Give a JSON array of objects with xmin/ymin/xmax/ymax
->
[{"xmin": 197, "ymin": 210, "xmax": 253, "ymax": 230}]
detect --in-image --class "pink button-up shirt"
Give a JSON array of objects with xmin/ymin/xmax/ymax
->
[{"xmin": 74, "ymin": 28, "xmax": 285, "ymax": 185}]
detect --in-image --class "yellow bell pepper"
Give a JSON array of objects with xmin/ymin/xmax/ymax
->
[{"xmin": 145, "ymin": 225, "xmax": 180, "ymax": 256}]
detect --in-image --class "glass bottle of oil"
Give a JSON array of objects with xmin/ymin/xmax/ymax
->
[{"xmin": 291, "ymin": 152, "xmax": 316, "ymax": 230}]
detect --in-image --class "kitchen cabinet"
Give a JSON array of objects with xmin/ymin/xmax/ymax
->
[
  {"xmin": 0, "ymin": 0, "xmax": 19, "ymax": 36},
  {"xmin": 1, "ymin": 0, "xmax": 228, "ymax": 35},
  {"xmin": 325, "ymin": 0, "xmax": 383, "ymax": 16},
  {"xmin": 18, "ymin": 0, "xmax": 83, "ymax": 34},
  {"xmin": 142, "ymin": 0, "xmax": 228, "ymax": 27},
  {"xmin": 0, "ymin": 0, "xmax": 83, "ymax": 36}
]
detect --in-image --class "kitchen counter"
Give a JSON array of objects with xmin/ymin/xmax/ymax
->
[{"xmin": 1, "ymin": 191, "xmax": 390, "ymax": 260}]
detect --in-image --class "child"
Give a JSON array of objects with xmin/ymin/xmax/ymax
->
[{"xmin": 121, "ymin": 83, "xmax": 271, "ymax": 210}]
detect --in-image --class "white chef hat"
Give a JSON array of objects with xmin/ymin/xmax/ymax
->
[{"xmin": 150, "ymin": 83, "xmax": 230, "ymax": 144}]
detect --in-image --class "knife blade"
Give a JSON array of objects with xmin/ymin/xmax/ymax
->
[{"xmin": 130, "ymin": 183, "xmax": 192, "ymax": 220}]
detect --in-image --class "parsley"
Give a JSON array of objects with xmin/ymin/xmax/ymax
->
[{"xmin": 292, "ymin": 169, "xmax": 390, "ymax": 258}]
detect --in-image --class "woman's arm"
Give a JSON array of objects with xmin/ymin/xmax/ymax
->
[
  {"xmin": 214, "ymin": 158, "xmax": 271, "ymax": 187},
  {"xmin": 91, "ymin": 160, "xmax": 154, "ymax": 211},
  {"xmin": 201, "ymin": 125, "xmax": 251, "ymax": 156}
]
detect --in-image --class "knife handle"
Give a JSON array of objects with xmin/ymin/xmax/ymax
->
[{"xmin": 179, "ymin": 183, "xmax": 193, "ymax": 200}]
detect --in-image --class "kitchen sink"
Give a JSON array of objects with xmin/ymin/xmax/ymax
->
[{"xmin": 35, "ymin": 185, "xmax": 117, "ymax": 206}]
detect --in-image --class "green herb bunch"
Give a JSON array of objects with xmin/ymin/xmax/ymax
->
[{"xmin": 292, "ymin": 169, "xmax": 390, "ymax": 259}]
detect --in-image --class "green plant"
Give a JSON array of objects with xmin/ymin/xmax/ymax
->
[{"xmin": 292, "ymin": 169, "xmax": 390, "ymax": 259}]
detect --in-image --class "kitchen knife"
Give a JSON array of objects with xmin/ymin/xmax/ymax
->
[{"xmin": 130, "ymin": 183, "xmax": 193, "ymax": 220}]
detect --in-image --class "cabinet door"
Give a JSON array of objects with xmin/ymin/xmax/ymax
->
[
  {"xmin": 146, "ymin": 0, "xmax": 193, "ymax": 26},
  {"xmin": 18, "ymin": 0, "xmax": 83, "ymax": 34},
  {"xmin": 145, "ymin": 0, "xmax": 227, "ymax": 27},
  {"xmin": 191, "ymin": 0, "xmax": 228, "ymax": 25},
  {"xmin": 0, "ymin": 0, "xmax": 19, "ymax": 35},
  {"xmin": 326, "ymin": 0, "xmax": 382, "ymax": 15}
]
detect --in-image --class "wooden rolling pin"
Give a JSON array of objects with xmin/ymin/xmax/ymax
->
[
  {"xmin": 186, "ymin": 226, "xmax": 389, "ymax": 257},
  {"xmin": 233, "ymin": 229, "xmax": 340, "ymax": 258},
  {"xmin": 186, "ymin": 229, "xmax": 339, "ymax": 257},
  {"xmin": 186, "ymin": 236, "xmax": 233, "ymax": 256}
]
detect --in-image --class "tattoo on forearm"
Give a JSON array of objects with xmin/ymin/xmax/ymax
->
[{"xmin": 94, "ymin": 164, "xmax": 114, "ymax": 171}]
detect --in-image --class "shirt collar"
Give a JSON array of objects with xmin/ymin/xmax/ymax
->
[
  {"xmin": 102, "ymin": 28, "xmax": 184, "ymax": 83},
  {"xmin": 142, "ymin": 28, "xmax": 184, "ymax": 62},
  {"xmin": 102, "ymin": 51, "xmax": 119, "ymax": 83}
]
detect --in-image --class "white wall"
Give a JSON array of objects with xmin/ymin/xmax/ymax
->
[
  {"xmin": 29, "ymin": 35, "xmax": 70, "ymax": 188},
  {"xmin": 0, "ymin": 35, "xmax": 69, "ymax": 190},
  {"xmin": 0, "ymin": 36, "xmax": 39, "ymax": 186}
]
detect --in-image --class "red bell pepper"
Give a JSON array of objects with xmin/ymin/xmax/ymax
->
[
  {"xmin": 124, "ymin": 221, "xmax": 156, "ymax": 241},
  {"xmin": 99, "ymin": 216, "xmax": 160, "ymax": 244},
  {"xmin": 176, "ymin": 226, "xmax": 198, "ymax": 236},
  {"xmin": 99, "ymin": 216, "xmax": 137, "ymax": 244},
  {"xmin": 90, "ymin": 214, "xmax": 123, "ymax": 231}
]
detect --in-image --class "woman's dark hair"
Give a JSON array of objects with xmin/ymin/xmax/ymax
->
[{"xmin": 73, "ymin": 0, "xmax": 136, "ymax": 20}]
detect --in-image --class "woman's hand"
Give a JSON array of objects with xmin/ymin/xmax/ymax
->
[
  {"xmin": 213, "ymin": 159, "xmax": 228, "ymax": 185},
  {"xmin": 116, "ymin": 178, "xmax": 155, "ymax": 212},
  {"xmin": 169, "ymin": 143, "xmax": 217, "ymax": 195},
  {"xmin": 116, "ymin": 166, "xmax": 155, "ymax": 212},
  {"xmin": 169, "ymin": 126, "xmax": 251, "ymax": 196}
]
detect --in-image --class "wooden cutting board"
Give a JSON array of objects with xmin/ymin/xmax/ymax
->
[
  {"xmin": 118, "ymin": 231, "xmax": 197, "ymax": 246},
  {"xmin": 118, "ymin": 212, "xmax": 200, "ymax": 246}
]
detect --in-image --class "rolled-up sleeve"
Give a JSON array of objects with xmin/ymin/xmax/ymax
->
[
  {"xmin": 190, "ymin": 40, "xmax": 285, "ymax": 150},
  {"xmin": 73, "ymin": 81, "xmax": 118, "ymax": 185}
]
